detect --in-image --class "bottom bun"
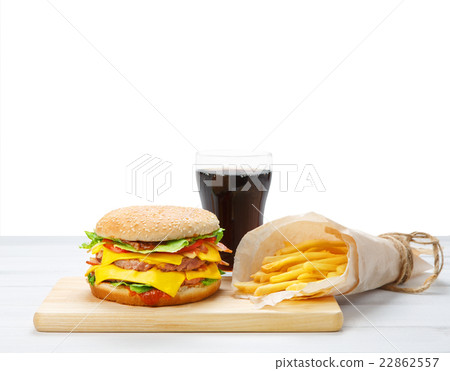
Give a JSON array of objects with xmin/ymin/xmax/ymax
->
[{"xmin": 89, "ymin": 280, "xmax": 221, "ymax": 307}]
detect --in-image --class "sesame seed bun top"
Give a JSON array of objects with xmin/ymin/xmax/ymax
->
[{"xmin": 95, "ymin": 205, "xmax": 220, "ymax": 242}]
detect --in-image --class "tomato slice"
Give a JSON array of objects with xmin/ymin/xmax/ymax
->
[
  {"xmin": 177, "ymin": 240, "xmax": 201, "ymax": 253},
  {"xmin": 177, "ymin": 245, "xmax": 198, "ymax": 254},
  {"xmin": 139, "ymin": 289, "xmax": 170, "ymax": 305},
  {"xmin": 177, "ymin": 238, "xmax": 212, "ymax": 254},
  {"xmin": 203, "ymin": 237, "xmax": 217, "ymax": 243},
  {"xmin": 104, "ymin": 242, "xmax": 128, "ymax": 254}
]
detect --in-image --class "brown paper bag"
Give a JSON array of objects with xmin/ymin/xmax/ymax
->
[{"xmin": 232, "ymin": 212, "xmax": 443, "ymax": 308}]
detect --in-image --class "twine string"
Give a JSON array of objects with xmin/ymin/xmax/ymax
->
[{"xmin": 378, "ymin": 232, "xmax": 444, "ymax": 293}]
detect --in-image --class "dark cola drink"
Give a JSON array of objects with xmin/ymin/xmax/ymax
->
[{"xmin": 197, "ymin": 169, "xmax": 272, "ymax": 270}]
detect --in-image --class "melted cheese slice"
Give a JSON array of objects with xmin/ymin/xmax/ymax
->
[
  {"xmin": 185, "ymin": 263, "xmax": 221, "ymax": 280},
  {"xmin": 197, "ymin": 245, "xmax": 222, "ymax": 262},
  {"xmin": 95, "ymin": 264, "xmax": 185, "ymax": 297},
  {"xmin": 91, "ymin": 243, "xmax": 104, "ymax": 255},
  {"xmin": 85, "ymin": 265, "xmax": 98, "ymax": 276},
  {"xmin": 101, "ymin": 248, "xmax": 183, "ymax": 266},
  {"xmin": 182, "ymin": 251, "xmax": 197, "ymax": 259},
  {"xmin": 85, "ymin": 245, "xmax": 221, "ymax": 277}
]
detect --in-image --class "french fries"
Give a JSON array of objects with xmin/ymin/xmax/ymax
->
[
  {"xmin": 304, "ymin": 245, "xmax": 348, "ymax": 254},
  {"xmin": 275, "ymin": 239, "xmax": 346, "ymax": 255},
  {"xmin": 262, "ymin": 251, "xmax": 307, "ymax": 264},
  {"xmin": 297, "ymin": 272, "xmax": 324, "ymax": 281},
  {"xmin": 233, "ymin": 281, "xmax": 268, "ymax": 294},
  {"xmin": 250, "ymin": 271, "xmax": 279, "ymax": 283},
  {"xmin": 286, "ymin": 283, "xmax": 309, "ymax": 291},
  {"xmin": 234, "ymin": 239, "xmax": 349, "ymax": 297},
  {"xmin": 261, "ymin": 252, "xmax": 335, "ymax": 273},
  {"xmin": 303, "ymin": 261, "xmax": 337, "ymax": 273},
  {"xmin": 269, "ymin": 268, "xmax": 304, "ymax": 283},
  {"xmin": 254, "ymin": 280, "xmax": 304, "ymax": 296}
]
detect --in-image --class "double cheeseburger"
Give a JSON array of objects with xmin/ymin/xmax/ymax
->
[{"xmin": 79, "ymin": 205, "xmax": 231, "ymax": 306}]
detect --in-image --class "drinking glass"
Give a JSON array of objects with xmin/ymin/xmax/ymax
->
[{"xmin": 195, "ymin": 150, "xmax": 272, "ymax": 271}]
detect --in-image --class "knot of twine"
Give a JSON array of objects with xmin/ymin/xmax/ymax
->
[{"xmin": 378, "ymin": 232, "xmax": 444, "ymax": 293}]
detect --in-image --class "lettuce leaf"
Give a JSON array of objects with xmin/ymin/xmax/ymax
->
[
  {"xmin": 87, "ymin": 272, "xmax": 95, "ymax": 286},
  {"xmin": 79, "ymin": 228, "xmax": 225, "ymax": 255},
  {"xmin": 193, "ymin": 228, "xmax": 224, "ymax": 244},
  {"xmin": 201, "ymin": 278, "xmax": 218, "ymax": 286},
  {"xmin": 80, "ymin": 231, "xmax": 104, "ymax": 250},
  {"xmin": 151, "ymin": 238, "xmax": 189, "ymax": 253},
  {"xmin": 109, "ymin": 281, "xmax": 153, "ymax": 293}
]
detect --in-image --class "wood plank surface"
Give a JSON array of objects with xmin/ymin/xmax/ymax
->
[
  {"xmin": 1, "ymin": 236, "xmax": 448, "ymax": 351},
  {"xmin": 33, "ymin": 277, "xmax": 343, "ymax": 332}
]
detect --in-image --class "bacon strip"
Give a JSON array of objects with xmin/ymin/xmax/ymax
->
[
  {"xmin": 114, "ymin": 259, "xmax": 154, "ymax": 272},
  {"xmin": 216, "ymin": 242, "xmax": 232, "ymax": 253},
  {"xmin": 122, "ymin": 240, "xmax": 157, "ymax": 250},
  {"xmin": 183, "ymin": 277, "xmax": 204, "ymax": 286},
  {"xmin": 86, "ymin": 257, "xmax": 101, "ymax": 266},
  {"xmin": 111, "ymin": 257, "xmax": 208, "ymax": 273},
  {"xmin": 159, "ymin": 257, "xmax": 206, "ymax": 272}
]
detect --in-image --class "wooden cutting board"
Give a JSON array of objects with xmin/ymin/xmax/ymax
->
[{"xmin": 33, "ymin": 277, "xmax": 343, "ymax": 332}]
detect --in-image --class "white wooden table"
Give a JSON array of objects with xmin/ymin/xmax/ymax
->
[{"xmin": 1, "ymin": 236, "xmax": 449, "ymax": 352}]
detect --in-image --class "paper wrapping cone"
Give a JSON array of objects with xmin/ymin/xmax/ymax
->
[{"xmin": 232, "ymin": 212, "xmax": 434, "ymax": 308}]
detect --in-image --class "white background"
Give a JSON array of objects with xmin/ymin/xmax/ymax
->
[{"xmin": 1, "ymin": 0, "xmax": 449, "ymax": 236}]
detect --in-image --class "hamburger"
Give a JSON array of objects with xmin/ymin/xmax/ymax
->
[{"xmin": 79, "ymin": 205, "xmax": 231, "ymax": 306}]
